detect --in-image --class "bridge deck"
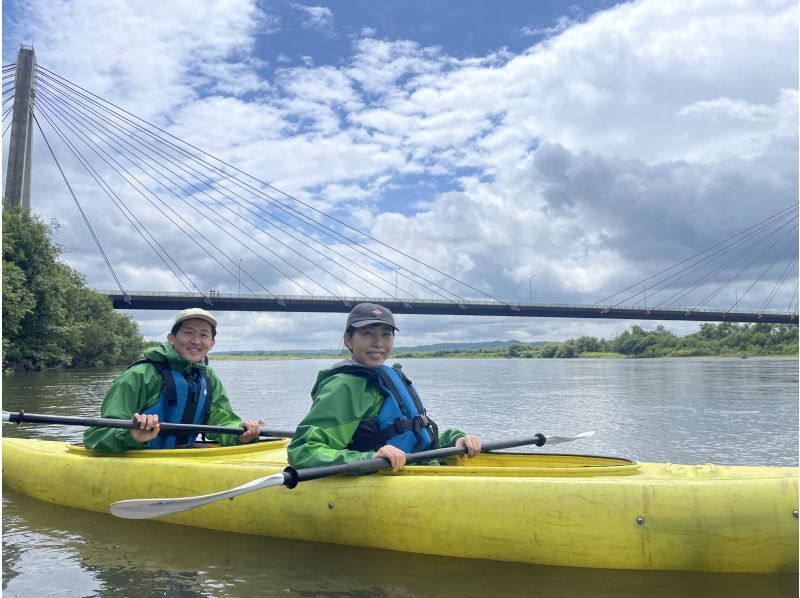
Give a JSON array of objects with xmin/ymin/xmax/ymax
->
[{"xmin": 103, "ymin": 291, "xmax": 798, "ymax": 324}]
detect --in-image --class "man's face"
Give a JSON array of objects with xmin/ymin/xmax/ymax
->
[{"xmin": 167, "ymin": 318, "xmax": 215, "ymax": 363}]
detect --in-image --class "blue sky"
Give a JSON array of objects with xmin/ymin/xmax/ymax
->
[
  {"xmin": 2, "ymin": 0, "xmax": 797, "ymax": 350},
  {"xmin": 253, "ymin": 1, "xmax": 617, "ymax": 68}
]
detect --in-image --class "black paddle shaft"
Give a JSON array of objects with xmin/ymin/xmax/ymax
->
[
  {"xmin": 281, "ymin": 434, "xmax": 546, "ymax": 488},
  {"xmin": 2, "ymin": 409, "xmax": 294, "ymax": 438}
]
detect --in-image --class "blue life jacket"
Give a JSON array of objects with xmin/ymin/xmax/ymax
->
[
  {"xmin": 134, "ymin": 359, "xmax": 212, "ymax": 449},
  {"xmin": 332, "ymin": 363, "xmax": 439, "ymax": 453}
]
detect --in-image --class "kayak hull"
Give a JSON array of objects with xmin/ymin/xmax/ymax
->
[{"xmin": 3, "ymin": 438, "xmax": 797, "ymax": 573}]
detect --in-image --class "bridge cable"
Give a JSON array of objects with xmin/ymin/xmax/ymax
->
[
  {"xmin": 35, "ymin": 93, "xmax": 271, "ymax": 298},
  {"xmin": 597, "ymin": 204, "xmax": 798, "ymax": 308},
  {"xmin": 2, "ymin": 101, "xmax": 15, "ymax": 122},
  {"xmin": 602, "ymin": 204, "xmax": 797, "ymax": 308},
  {"xmin": 33, "ymin": 68, "xmax": 449, "ymax": 300},
  {"xmin": 33, "ymin": 95, "xmax": 198, "ymax": 294},
  {"xmin": 2, "ymin": 105, "xmax": 14, "ymax": 135},
  {"xmin": 32, "ymin": 86, "xmax": 203, "ymax": 295},
  {"xmin": 34, "ymin": 67, "xmax": 465, "ymax": 304},
  {"xmin": 759, "ymin": 253, "xmax": 799, "ymax": 313},
  {"xmin": 35, "ymin": 83, "xmax": 310, "ymax": 297},
  {"xmin": 787, "ymin": 282, "xmax": 799, "ymax": 314},
  {"xmin": 35, "ymin": 74, "xmax": 388, "ymax": 299},
  {"xmin": 31, "ymin": 110, "xmax": 128, "ymax": 298},
  {"xmin": 35, "ymin": 66, "xmax": 500, "ymax": 306},
  {"xmin": 691, "ymin": 221, "xmax": 798, "ymax": 310},
  {"xmin": 34, "ymin": 81, "xmax": 375, "ymax": 299},
  {"xmin": 44, "ymin": 82, "xmax": 426, "ymax": 301},
  {"xmin": 657, "ymin": 213, "xmax": 797, "ymax": 309},
  {"xmin": 32, "ymin": 65, "xmax": 796, "ymax": 315},
  {"xmin": 34, "ymin": 78, "xmax": 428, "ymax": 301},
  {"xmin": 34, "ymin": 88, "xmax": 272, "ymax": 298}
]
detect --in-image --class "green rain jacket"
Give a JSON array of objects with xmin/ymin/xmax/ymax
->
[
  {"xmin": 287, "ymin": 361, "xmax": 465, "ymax": 470},
  {"xmin": 83, "ymin": 342, "xmax": 245, "ymax": 453}
]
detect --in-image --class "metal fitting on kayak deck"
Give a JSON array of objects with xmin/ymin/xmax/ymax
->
[
  {"xmin": 636, "ymin": 516, "xmax": 645, "ymax": 525},
  {"xmin": 328, "ymin": 501, "xmax": 334, "ymax": 510},
  {"xmin": 793, "ymin": 510, "xmax": 798, "ymax": 518}
]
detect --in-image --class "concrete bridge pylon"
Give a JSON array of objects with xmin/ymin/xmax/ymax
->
[{"xmin": 4, "ymin": 46, "xmax": 36, "ymax": 211}]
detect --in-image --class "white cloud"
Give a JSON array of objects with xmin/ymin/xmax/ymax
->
[
  {"xmin": 290, "ymin": 3, "xmax": 334, "ymax": 35},
  {"xmin": 5, "ymin": 0, "xmax": 266, "ymax": 121},
  {"xmin": 519, "ymin": 16, "xmax": 579, "ymax": 39},
  {"xmin": 4, "ymin": 0, "xmax": 796, "ymax": 349}
]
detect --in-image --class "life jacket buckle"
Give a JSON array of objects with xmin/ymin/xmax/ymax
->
[{"xmin": 413, "ymin": 414, "xmax": 429, "ymax": 432}]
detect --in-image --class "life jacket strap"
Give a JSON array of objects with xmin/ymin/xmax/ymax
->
[
  {"xmin": 368, "ymin": 414, "xmax": 432, "ymax": 446},
  {"xmin": 130, "ymin": 359, "xmax": 177, "ymax": 407}
]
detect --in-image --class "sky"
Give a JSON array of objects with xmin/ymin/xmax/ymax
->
[{"xmin": 2, "ymin": 0, "xmax": 798, "ymax": 351}]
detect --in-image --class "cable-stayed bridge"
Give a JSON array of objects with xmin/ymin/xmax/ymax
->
[{"xmin": 3, "ymin": 47, "xmax": 798, "ymax": 325}]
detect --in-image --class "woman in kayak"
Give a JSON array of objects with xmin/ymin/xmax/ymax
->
[{"xmin": 287, "ymin": 303, "xmax": 481, "ymax": 471}]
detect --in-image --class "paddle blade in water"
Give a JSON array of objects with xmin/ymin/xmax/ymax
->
[{"xmin": 110, "ymin": 472, "xmax": 287, "ymax": 519}]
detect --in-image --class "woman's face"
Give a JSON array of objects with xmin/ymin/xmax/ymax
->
[{"xmin": 344, "ymin": 324, "xmax": 395, "ymax": 367}]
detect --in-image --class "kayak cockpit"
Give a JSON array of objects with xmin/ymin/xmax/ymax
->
[
  {"xmin": 397, "ymin": 452, "xmax": 640, "ymax": 477},
  {"xmin": 66, "ymin": 441, "xmax": 639, "ymax": 476},
  {"xmin": 66, "ymin": 437, "xmax": 290, "ymax": 458}
]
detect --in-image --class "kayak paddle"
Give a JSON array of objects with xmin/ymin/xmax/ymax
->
[
  {"xmin": 2, "ymin": 410, "xmax": 294, "ymax": 439},
  {"xmin": 110, "ymin": 430, "xmax": 595, "ymax": 519}
]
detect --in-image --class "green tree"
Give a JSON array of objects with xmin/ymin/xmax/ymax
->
[
  {"xmin": 575, "ymin": 335, "xmax": 602, "ymax": 354},
  {"xmin": 555, "ymin": 339, "xmax": 578, "ymax": 358},
  {"xmin": 506, "ymin": 344, "xmax": 525, "ymax": 358},
  {"xmin": 3, "ymin": 208, "xmax": 145, "ymax": 371},
  {"xmin": 538, "ymin": 343, "xmax": 559, "ymax": 358}
]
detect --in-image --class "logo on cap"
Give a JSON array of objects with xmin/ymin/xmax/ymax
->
[{"xmin": 372, "ymin": 309, "xmax": 382, "ymax": 316}]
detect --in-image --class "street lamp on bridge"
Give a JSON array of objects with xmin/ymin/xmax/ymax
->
[{"xmin": 529, "ymin": 274, "xmax": 537, "ymax": 303}]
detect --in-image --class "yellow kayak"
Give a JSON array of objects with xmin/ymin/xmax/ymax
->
[{"xmin": 3, "ymin": 437, "xmax": 797, "ymax": 573}]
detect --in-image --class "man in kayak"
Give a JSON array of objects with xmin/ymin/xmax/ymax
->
[
  {"xmin": 84, "ymin": 308, "xmax": 265, "ymax": 452},
  {"xmin": 287, "ymin": 303, "xmax": 481, "ymax": 471}
]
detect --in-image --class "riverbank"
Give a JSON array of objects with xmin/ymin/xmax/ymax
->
[
  {"xmin": 208, "ymin": 351, "xmax": 798, "ymax": 361},
  {"xmin": 208, "ymin": 323, "xmax": 797, "ymax": 361}
]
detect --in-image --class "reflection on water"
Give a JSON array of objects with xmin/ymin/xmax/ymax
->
[
  {"xmin": 3, "ymin": 358, "xmax": 798, "ymax": 596},
  {"xmin": 4, "ymin": 489, "xmax": 796, "ymax": 598}
]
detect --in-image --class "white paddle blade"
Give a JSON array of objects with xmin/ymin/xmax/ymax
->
[
  {"xmin": 543, "ymin": 430, "xmax": 596, "ymax": 446},
  {"xmin": 110, "ymin": 472, "xmax": 287, "ymax": 519}
]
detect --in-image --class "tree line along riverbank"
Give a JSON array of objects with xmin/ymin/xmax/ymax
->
[
  {"xmin": 2, "ymin": 209, "xmax": 145, "ymax": 372},
  {"xmin": 211, "ymin": 323, "xmax": 797, "ymax": 361},
  {"xmin": 3, "ymin": 209, "xmax": 797, "ymax": 371}
]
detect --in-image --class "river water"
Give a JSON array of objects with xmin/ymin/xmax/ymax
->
[{"xmin": 2, "ymin": 358, "xmax": 798, "ymax": 596}]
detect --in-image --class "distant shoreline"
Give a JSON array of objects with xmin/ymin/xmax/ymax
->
[
  {"xmin": 209, "ymin": 324, "xmax": 798, "ymax": 362},
  {"xmin": 209, "ymin": 353, "xmax": 797, "ymax": 362}
]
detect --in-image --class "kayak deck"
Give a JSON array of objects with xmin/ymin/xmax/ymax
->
[{"xmin": 3, "ymin": 438, "xmax": 797, "ymax": 573}]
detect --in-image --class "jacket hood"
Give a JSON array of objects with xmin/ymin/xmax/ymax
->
[
  {"xmin": 309, "ymin": 359, "xmax": 404, "ymax": 395},
  {"xmin": 143, "ymin": 341, "xmax": 207, "ymax": 373},
  {"xmin": 311, "ymin": 359, "xmax": 361, "ymax": 395}
]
